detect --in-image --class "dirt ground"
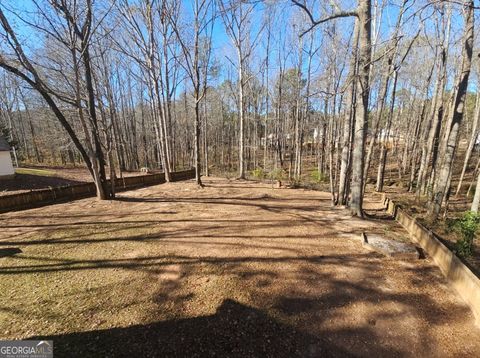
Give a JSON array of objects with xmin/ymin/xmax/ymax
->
[{"xmin": 0, "ymin": 177, "xmax": 479, "ymax": 357}]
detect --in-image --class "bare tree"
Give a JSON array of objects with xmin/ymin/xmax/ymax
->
[
  {"xmin": 428, "ymin": 0, "xmax": 474, "ymax": 220},
  {"xmin": 293, "ymin": 0, "xmax": 372, "ymax": 217},
  {"xmin": 219, "ymin": 0, "xmax": 262, "ymax": 179},
  {"xmin": 0, "ymin": 1, "xmax": 113, "ymax": 199},
  {"xmin": 170, "ymin": 0, "xmax": 215, "ymax": 186}
]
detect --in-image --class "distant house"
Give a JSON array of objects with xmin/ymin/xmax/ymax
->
[{"xmin": 0, "ymin": 135, "xmax": 14, "ymax": 179}]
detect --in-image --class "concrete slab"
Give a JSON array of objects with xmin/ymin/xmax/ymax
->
[{"xmin": 361, "ymin": 232, "xmax": 420, "ymax": 260}]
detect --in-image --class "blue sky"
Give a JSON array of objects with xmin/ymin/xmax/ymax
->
[{"xmin": 1, "ymin": 0, "xmax": 476, "ymax": 106}]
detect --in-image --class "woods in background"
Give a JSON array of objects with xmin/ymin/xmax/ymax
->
[{"xmin": 0, "ymin": 0, "xmax": 478, "ymax": 219}]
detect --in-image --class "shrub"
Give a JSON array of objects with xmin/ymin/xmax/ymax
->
[
  {"xmin": 311, "ymin": 170, "xmax": 327, "ymax": 183},
  {"xmin": 445, "ymin": 217, "xmax": 457, "ymax": 233},
  {"xmin": 269, "ymin": 168, "xmax": 284, "ymax": 181},
  {"xmin": 251, "ymin": 168, "xmax": 265, "ymax": 179},
  {"xmin": 453, "ymin": 211, "xmax": 480, "ymax": 258},
  {"xmin": 289, "ymin": 178, "xmax": 302, "ymax": 188}
]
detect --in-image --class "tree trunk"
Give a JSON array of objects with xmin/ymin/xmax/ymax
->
[
  {"xmin": 338, "ymin": 20, "xmax": 359, "ymax": 205},
  {"xmin": 194, "ymin": 98, "xmax": 203, "ymax": 185},
  {"xmin": 456, "ymin": 88, "xmax": 480, "ymax": 195},
  {"xmin": 471, "ymin": 168, "xmax": 480, "ymax": 212},
  {"xmin": 350, "ymin": 0, "xmax": 371, "ymax": 217},
  {"xmin": 376, "ymin": 69, "xmax": 398, "ymax": 192},
  {"xmin": 238, "ymin": 53, "xmax": 246, "ymax": 179},
  {"xmin": 417, "ymin": 5, "xmax": 451, "ymax": 196},
  {"xmin": 428, "ymin": 0, "xmax": 474, "ymax": 219}
]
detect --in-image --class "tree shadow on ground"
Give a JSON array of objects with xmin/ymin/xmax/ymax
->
[
  {"xmin": 30, "ymin": 299, "xmax": 360, "ymax": 358},
  {"xmin": 0, "ymin": 247, "xmax": 22, "ymax": 258},
  {"xmin": 3, "ymin": 178, "xmax": 479, "ymax": 356},
  {"xmin": 5, "ymin": 247, "xmax": 477, "ymax": 356}
]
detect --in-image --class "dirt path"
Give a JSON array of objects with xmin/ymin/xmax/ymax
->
[{"xmin": 0, "ymin": 177, "xmax": 479, "ymax": 357}]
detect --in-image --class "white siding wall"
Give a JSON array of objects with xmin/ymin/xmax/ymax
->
[{"xmin": 0, "ymin": 151, "xmax": 14, "ymax": 177}]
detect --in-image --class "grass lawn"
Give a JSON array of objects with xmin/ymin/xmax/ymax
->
[{"xmin": 14, "ymin": 168, "xmax": 56, "ymax": 176}]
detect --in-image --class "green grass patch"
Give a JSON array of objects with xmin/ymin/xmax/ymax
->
[{"xmin": 15, "ymin": 167, "xmax": 56, "ymax": 176}]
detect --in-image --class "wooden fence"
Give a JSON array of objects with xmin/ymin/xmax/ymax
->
[{"xmin": 0, "ymin": 169, "xmax": 195, "ymax": 213}]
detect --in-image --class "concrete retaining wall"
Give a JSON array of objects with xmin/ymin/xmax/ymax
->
[
  {"xmin": 383, "ymin": 196, "xmax": 480, "ymax": 326},
  {"xmin": 0, "ymin": 169, "xmax": 195, "ymax": 213}
]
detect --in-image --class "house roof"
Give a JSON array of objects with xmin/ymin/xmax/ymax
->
[{"xmin": 0, "ymin": 135, "xmax": 11, "ymax": 151}]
